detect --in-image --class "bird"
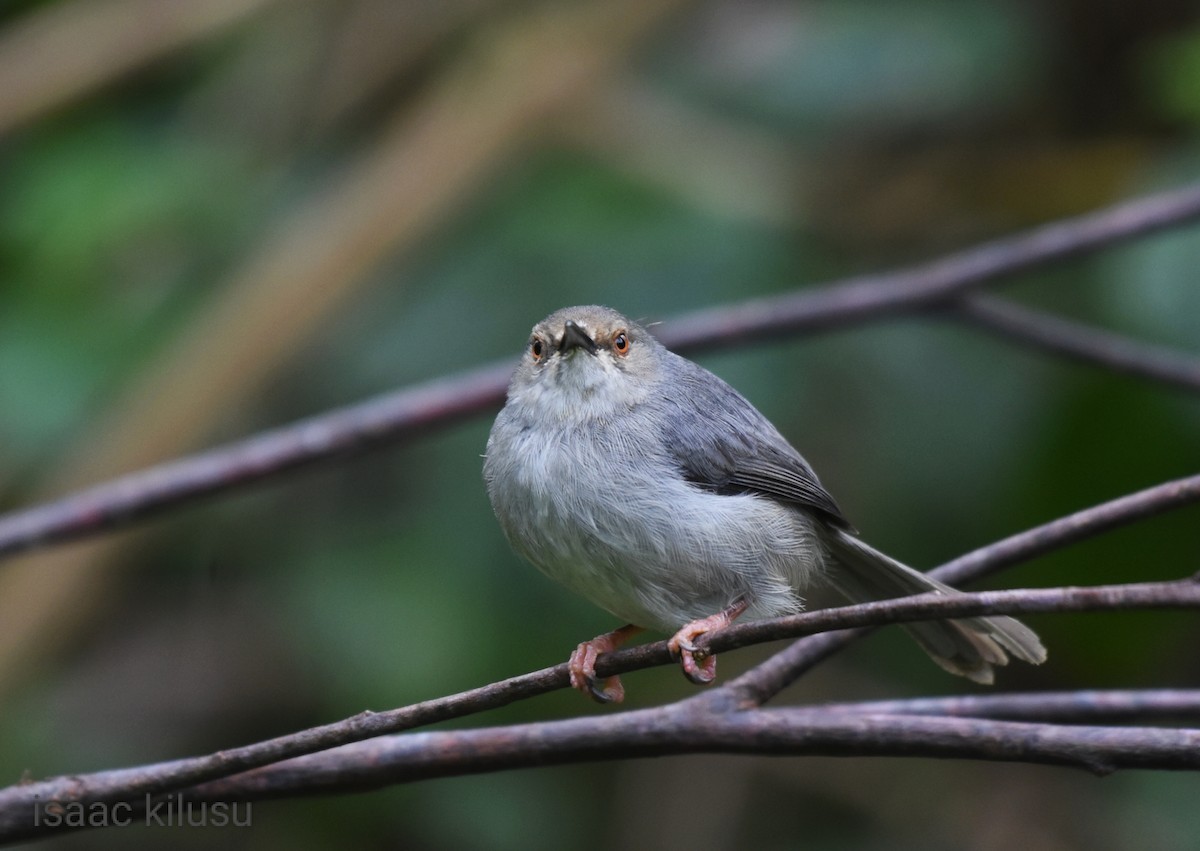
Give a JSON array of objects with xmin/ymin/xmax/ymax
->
[{"xmin": 483, "ymin": 305, "xmax": 1046, "ymax": 702}]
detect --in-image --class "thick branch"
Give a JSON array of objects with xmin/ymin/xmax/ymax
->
[
  {"xmin": 952, "ymin": 294, "xmax": 1200, "ymax": 393},
  {"xmin": 4, "ymin": 184, "xmax": 1200, "ymax": 558},
  {"xmin": 11, "ymin": 708, "xmax": 1199, "ymax": 844},
  {"xmin": 6, "ymin": 697, "xmax": 1200, "ymax": 843},
  {"xmin": 204, "ymin": 710, "xmax": 1200, "ymax": 793},
  {"xmin": 68, "ymin": 712, "xmax": 1200, "ymax": 837}
]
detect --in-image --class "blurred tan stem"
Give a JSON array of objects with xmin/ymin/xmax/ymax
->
[{"xmin": 0, "ymin": 0, "xmax": 284, "ymax": 136}]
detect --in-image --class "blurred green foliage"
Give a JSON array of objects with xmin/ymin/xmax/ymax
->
[{"xmin": 1, "ymin": 0, "xmax": 1199, "ymax": 849}]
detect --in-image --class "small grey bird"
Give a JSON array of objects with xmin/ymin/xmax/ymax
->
[{"xmin": 484, "ymin": 305, "xmax": 1046, "ymax": 702}]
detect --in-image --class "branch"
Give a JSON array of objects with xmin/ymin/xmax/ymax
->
[
  {"xmin": 0, "ymin": 361, "xmax": 513, "ymax": 558},
  {"xmin": 657, "ymin": 181, "xmax": 1200, "ymax": 350},
  {"xmin": 694, "ymin": 578, "xmax": 1200, "ymax": 659},
  {"xmin": 4, "ymin": 183, "xmax": 1200, "ymax": 558},
  {"xmin": 951, "ymin": 294, "xmax": 1200, "ymax": 393},
  {"xmin": 2, "ymin": 575, "xmax": 1197, "ymax": 841},
  {"xmin": 9, "ymin": 704, "xmax": 1200, "ymax": 843},
  {"xmin": 86, "ymin": 712, "xmax": 1200, "ymax": 833},
  {"xmin": 179, "ymin": 712, "xmax": 1200, "ymax": 802},
  {"xmin": 816, "ymin": 689, "xmax": 1200, "ymax": 722},
  {"xmin": 925, "ymin": 474, "xmax": 1200, "ymax": 589}
]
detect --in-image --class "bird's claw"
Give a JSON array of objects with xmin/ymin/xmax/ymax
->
[
  {"xmin": 674, "ymin": 637, "xmax": 699, "ymax": 655},
  {"xmin": 679, "ymin": 648, "xmax": 718, "ymax": 684},
  {"xmin": 567, "ymin": 626, "xmax": 641, "ymax": 704},
  {"xmin": 667, "ymin": 600, "xmax": 749, "ymax": 687},
  {"xmin": 668, "ymin": 627, "xmax": 717, "ymax": 685},
  {"xmin": 584, "ymin": 675, "xmax": 624, "ymax": 704}
]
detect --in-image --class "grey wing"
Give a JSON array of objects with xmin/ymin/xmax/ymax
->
[{"xmin": 656, "ymin": 353, "xmax": 852, "ymax": 530}]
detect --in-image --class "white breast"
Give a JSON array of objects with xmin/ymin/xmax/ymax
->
[{"xmin": 485, "ymin": 408, "xmax": 823, "ymax": 632}]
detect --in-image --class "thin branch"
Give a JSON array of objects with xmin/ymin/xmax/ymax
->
[
  {"xmin": 0, "ymin": 361, "xmax": 513, "ymax": 558},
  {"xmin": 951, "ymin": 294, "xmax": 1200, "ymax": 393},
  {"xmin": 657, "ymin": 181, "xmax": 1200, "ymax": 350},
  {"xmin": 722, "ymin": 472, "xmax": 1200, "ymax": 704},
  {"xmin": 932, "ymin": 473, "xmax": 1200, "ymax": 588},
  {"xmin": 816, "ymin": 689, "xmax": 1200, "ymax": 722},
  {"xmin": 2, "ymin": 575, "xmax": 1197, "ymax": 839},
  {"xmin": 4, "ymin": 183, "xmax": 1200, "ymax": 559},
  {"xmin": 0, "ymin": 662, "xmax": 569, "ymax": 836},
  {"xmin": 693, "ymin": 579, "xmax": 1200, "ymax": 659}
]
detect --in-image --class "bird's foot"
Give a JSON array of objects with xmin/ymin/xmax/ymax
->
[
  {"xmin": 567, "ymin": 624, "xmax": 643, "ymax": 703},
  {"xmin": 667, "ymin": 598, "xmax": 749, "ymax": 686}
]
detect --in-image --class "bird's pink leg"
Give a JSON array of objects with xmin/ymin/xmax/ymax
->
[
  {"xmin": 667, "ymin": 598, "xmax": 749, "ymax": 685},
  {"xmin": 568, "ymin": 624, "xmax": 644, "ymax": 703}
]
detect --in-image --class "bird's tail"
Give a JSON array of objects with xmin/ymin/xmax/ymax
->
[{"xmin": 823, "ymin": 529, "xmax": 1046, "ymax": 684}]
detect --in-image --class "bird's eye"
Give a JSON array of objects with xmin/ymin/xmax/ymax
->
[
  {"xmin": 612, "ymin": 331, "xmax": 630, "ymax": 356},
  {"xmin": 530, "ymin": 338, "xmax": 544, "ymax": 361}
]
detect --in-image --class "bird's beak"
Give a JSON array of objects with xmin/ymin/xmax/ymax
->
[{"xmin": 559, "ymin": 320, "xmax": 598, "ymax": 355}]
